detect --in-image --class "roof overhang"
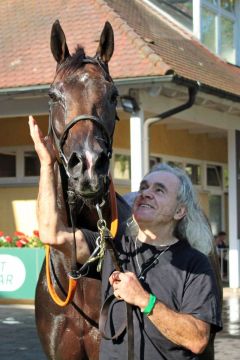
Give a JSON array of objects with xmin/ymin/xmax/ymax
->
[{"xmin": 0, "ymin": 75, "xmax": 240, "ymax": 118}]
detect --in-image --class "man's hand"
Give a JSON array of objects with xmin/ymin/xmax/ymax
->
[
  {"xmin": 28, "ymin": 115, "xmax": 56, "ymax": 166},
  {"xmin": 109, "ymin": 271, "xmax": 149, "ymax": 310}
]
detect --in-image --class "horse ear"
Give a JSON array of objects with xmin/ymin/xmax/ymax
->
[
  {"xmin": 96, "ymin": 21, "xmax": 114, "ymax": 63},
  {"xmin": 50, "ymin": 20, "xmax": 70, "ymax": 64}
]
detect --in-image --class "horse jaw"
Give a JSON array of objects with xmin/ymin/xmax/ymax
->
[{"xmin": 68, "ymin": 174, "xmax": 110, "ymax": 205}]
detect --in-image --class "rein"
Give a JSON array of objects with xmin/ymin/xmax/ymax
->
[
  {"xmin": 45, "ymin": 176, "xmax": 118, "ymax": 307},
  {"xmin": 46, "ymin": 54, "xmax": 117, "ymax": 304},
  {"xmin": 45, "ymin": 54, "xmax": 133, "ymax": 358}
]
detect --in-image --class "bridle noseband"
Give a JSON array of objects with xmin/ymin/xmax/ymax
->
[
  {"xmin": 49, "ymin": 114, "xmax": 113, "ymax": 177},
  {"xmin": 48, "ymin": 55, "xmax": 116, "ymax": 178}
]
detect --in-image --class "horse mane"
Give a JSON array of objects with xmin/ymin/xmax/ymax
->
[{"xmin": 58, "ymin": 46, "xmax": 87, "ymax": 75}]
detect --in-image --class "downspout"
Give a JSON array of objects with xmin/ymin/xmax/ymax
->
[{"xmin": 143, "ymin": 86, "xmax": 198, "ymax": 174}]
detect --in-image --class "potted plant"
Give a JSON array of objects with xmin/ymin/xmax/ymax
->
[{"xmin": 0, "ymin": 231, "xmax": 44, "ymax": 301}]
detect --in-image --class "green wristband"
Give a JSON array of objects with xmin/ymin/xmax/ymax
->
[{"xmin": 142, "ymin": 293, "xmax": 157, "ymax": 315}]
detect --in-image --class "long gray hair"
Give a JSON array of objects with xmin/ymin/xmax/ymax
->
[{"xmin": 149, "ymin": 163, "xmax": 213, "ymax": 255}]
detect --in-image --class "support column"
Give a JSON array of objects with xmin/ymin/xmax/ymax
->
[
  {"xmin": 228, "ymin": 129, "xmax": 240, "ymax": 288},
  {"xmin": 130, "ymin": 108, "xmax": 144, "ymax": 191}
]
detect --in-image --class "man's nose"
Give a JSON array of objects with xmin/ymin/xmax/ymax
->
[{"xmin": 140, "ymin": 188, "xmax": 153, "ymax": 198}]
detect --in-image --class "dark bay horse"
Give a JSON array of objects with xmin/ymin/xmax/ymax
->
[
  {"xmin": 35, "ymin": 20, "xmax": 131, "ymax": 360},
  {"xmin": 35, "ymin": 20, "xmax": 222, "ymax": 360}
]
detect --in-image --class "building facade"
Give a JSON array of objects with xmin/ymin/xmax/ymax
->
[{"xmin": 0, "ymin": 0, "xmax": 240, "ymax": 287}]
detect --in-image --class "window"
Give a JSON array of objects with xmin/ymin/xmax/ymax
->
[
  {"xmin": 167, "ymin": 160, "xmax": 183, "ymax": 169},
  {"xmin": 200, "ymin": 0, "xmax": 238, "ymax": 64},
  {"xmin": 151, "ymin": 0, "xmax": 193, "ymax": 31},
  {"xmin": 151, "ymin": 0, "xmax": 239, "ymax": 65},
  {"xmin": 0, "ymin": 147, "xmax": 40, "ymax": 185},
  {"xmin": 209, "ymin": 194, "xmax": 223, "ymax": 235},
  {"xmin": 207, "ymin": 164, "xmax": 223, "ymax": 187},
  {"xmin": 0, "ymin": 151, "xmax": 16, "ymax": 177},
  {"xmin": 223, "ymin": 167, "xmax": 228, "ymax": 189},
  {"xmin": 201, "ymin": 8, "xmax": 217, "ymax": 53},
  {"xmin": 185, "ymin": 163, "xmax": 201, "ymax": 185},
  {"xmin": 24, "ymin": 151, "xmax": 40, "ymax": 177},
  {"xmin": 149, "ymin": 155, "xmax": 162, "ymax": 170},
  {"xmin": 113, "ymin": 154, "xmax": 131, "ymax": 181},
  {"xmin": 220, "ymin": 16, "xmax": 235, "ymax": 63}
]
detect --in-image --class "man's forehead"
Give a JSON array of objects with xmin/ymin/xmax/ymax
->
[{"xmin": 142, "ymin": 171, "xmax": 180, "ymax": 188}]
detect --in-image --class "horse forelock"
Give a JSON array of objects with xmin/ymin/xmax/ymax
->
[
  {"xmin": 56, "ymin": 45, "xmax": 110, "ymax": 83},
  {"xmin": 57, "ymin": 45, "xmax": 86, "ymax": 76}
]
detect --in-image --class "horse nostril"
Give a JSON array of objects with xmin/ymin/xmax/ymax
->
[
  {"xmin": 68, "ymin": 152, "xmax": 84, "ymax": 177},
  {"xmin": 95, "ymin": 152, "xmax": 109, "ymax": 173}
]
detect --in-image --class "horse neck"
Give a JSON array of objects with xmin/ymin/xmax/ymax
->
[{"xmin": 75, "ymin": 193, "xmax": 112, "ymax": 232}]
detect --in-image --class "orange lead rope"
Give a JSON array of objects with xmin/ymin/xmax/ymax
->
[
  {"xmin": 109, "ymin": 175, "xmax": 118, "ymax": 239},
  {"xmin": 45, "ymin": 176, "xmax": 118, "ymax": 307},
  {"xmin": 45, "ymin": 244, "xmax": 78, "ymax": 307}
]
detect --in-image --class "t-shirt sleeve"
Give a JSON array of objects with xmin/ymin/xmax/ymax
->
[{"xmin": 181, "ymin": 255, "xmax": 222, "ymax": 332}]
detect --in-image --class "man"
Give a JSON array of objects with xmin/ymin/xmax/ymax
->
[{"xmin": 29, "ymin": 116, "xmax": 222, "ymax": 360}]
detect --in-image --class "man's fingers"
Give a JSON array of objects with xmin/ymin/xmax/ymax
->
[{"xmin": 29, "ymin": 115, "xmax": 45, "ymax": 144}]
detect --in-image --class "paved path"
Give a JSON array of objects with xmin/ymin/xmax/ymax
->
[
  {"xmin": 215, "ymin": 289, "xmax": 240, "ymax": 360},
  {"xmin": 0, "ymin": 304, "xmax": 45, "ymax": 360},
  {"xmin": 0, "ymin": 288, "xmax": 240, "ymax": 359}
]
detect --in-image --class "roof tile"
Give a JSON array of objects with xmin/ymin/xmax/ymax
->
[{"xmin": 0, "ymin": 0, "xmax": 239, "ymax": 98}]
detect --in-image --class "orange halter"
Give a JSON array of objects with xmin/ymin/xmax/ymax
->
[{"xmin": 45, "ymin": 177, "xmax": 118, "ymax": 307}]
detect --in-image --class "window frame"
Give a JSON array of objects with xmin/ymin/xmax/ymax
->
[
  {"xmin": 0, "ymin": 146, "xmax": 40, "ymax": 186},
  {"xmin": 111, "ymin": 148, "xmax": 131, "ymax": 186},
  {"xmin": 193, "ymin": 0, "xmax": 240, "ymax": 64},
  {"xmin": 150, "ymin": 153, "xmax": 204, "ymax": 189}
]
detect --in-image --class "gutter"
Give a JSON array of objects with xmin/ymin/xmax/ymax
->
[
  {"xmin": 143, "ymin": 85, "xmax": 198, "ymax": 174},
  {"xmin": 0, "ymin": 75, "xmax": 239, "ymax": 103},
  {"xmin": 0, "ymin": 84, "xmax": 49, "ymax": 96}
]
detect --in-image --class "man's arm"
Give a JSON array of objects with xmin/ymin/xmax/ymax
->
[
  {"xmin": 29, "ymin": 116, "xmax": 91, "ymax": 263},
  {"xmin": 110, "ymin": 271, "xmax": 210, "ymax": 354},
  {"xmin": 147, "ymin": 299, "xmax": 210, "ymax": 354}
]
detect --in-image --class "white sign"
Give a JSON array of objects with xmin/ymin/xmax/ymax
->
[{"xmin": 0, "ymin": 255, "xmax": 26, "ymax": 291}]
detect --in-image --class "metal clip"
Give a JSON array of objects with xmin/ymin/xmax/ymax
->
[{"xmin": 96, "ymin": 203, "xmax": 103, "ymax": 221}]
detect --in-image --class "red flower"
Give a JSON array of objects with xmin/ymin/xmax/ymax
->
[
  {"xmin": 16, "ymin": 240, "xmax": 23, "ymax": 248},
  {"xmin": 14, "ymin": 231, "xmax": 26, "ymax": 237},
  {"xmin": 20, "ymin": 238, "xmax": 29, "ymax": 245},
  {"xmin": 0, "ymin": 231, "xmax": 4, "ymax": 237},
  {"xmin": 5, "ymin": 236, "xmax": 12, "ymax": 243},
  {"xmin": 33, "ymin": 230, "xmax": 39, "ymax": 237}
]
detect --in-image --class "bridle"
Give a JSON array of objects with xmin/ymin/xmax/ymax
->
[
  {"xmin": 48, "ymin": 55, "xmax": 116, "ymax": 178},
  {"xmin": 45, "ymin": 56, "xmax": 134, "ymax": 360},
  {"xmin": 46, "ymin": 54, "xmax": 119, "ymax": 303}
]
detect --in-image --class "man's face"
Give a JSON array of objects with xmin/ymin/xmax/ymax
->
[{"xmin": 133, "ymin": 171, "xmax": 181, "ymax": 227}]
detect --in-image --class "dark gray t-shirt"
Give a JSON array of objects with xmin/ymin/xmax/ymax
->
[{"xmin": 83, "ymin": 230, "xmax": 222, "ymax": 360}]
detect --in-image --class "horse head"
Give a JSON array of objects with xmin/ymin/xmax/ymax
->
[{"xmin": 49, "ymin": 20, "xmax": 118, "ymax": 203}]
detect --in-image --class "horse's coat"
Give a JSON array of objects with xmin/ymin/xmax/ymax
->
[
  {"xmin": 35, "ymin": 20, "xmax": 131, "ymax": 360},
  {"xmin": 35, "ymin": 20, "xmax": 222, "ymax": 360}
]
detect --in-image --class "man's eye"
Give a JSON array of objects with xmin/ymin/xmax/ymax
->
[{"xmin": 155, "ymin": 187, "xmax": 163, "ymax": 192}]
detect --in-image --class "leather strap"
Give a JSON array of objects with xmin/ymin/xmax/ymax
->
[{"xmin": 99, "ymin": 294, "xmax": 134, "ymax": 360}]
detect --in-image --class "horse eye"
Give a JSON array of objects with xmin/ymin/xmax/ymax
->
[
  {"xmin": 48, "ymin": 91, "xmax": 59, "ymax": 103},
  {"xmin": 110, "ymin": 90, "xmax": 118, "ymax": 104}
]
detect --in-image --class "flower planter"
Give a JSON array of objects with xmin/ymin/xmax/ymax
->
[{"xmin": 0, "ymin": 248, "xmax": 45, "ymax": 301}]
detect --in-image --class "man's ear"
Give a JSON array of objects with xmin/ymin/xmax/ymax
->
[{"xmin": 174, "ymin": 205, "xmax": 186, "ymax": 220}]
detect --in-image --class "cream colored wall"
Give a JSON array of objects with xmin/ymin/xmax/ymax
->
[
  {"xmin": 150, "ymin": 123, "xmax": 227, "ymax": 162},
  {"xmin": 113, "ymin": 119, "xmax": 227, "ymax": 163},
  {"xmin": 0, "ymin": 115, "xmax": 48, "ymax": 146},
  {"xmin": 0, "ymin": 113, "xmax": 228, "ymax": 234},
  {"xmin": 0, "ymin": 187, "xmax": 38, "ymax": 235},
  {"xmin": 113, "ymin": 116, "xmax": 228, "ymax": 218},
  {"xmin": 0, "ymin": 115, "xmax": 48, "ymax": 235}
]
